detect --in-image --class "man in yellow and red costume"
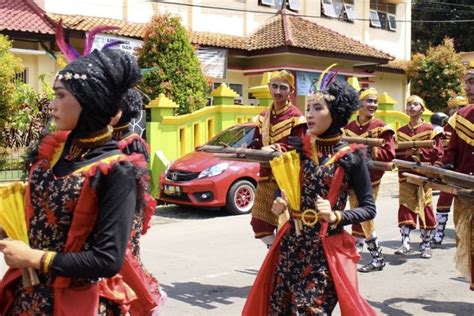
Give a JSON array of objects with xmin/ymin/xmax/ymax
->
[
  {"xmin": 250, "ymin": 70, "xmax": 307, "ymax": 248},
  {"xmin": 395, "ymin": 95, "xmax": 444, "ymax": 259},
  {"xmin": 441, "ymin": 62, "xmax": 474, "ymax": 290},
  {"xmin": 344, "ymin": 87, "xmax": 396, "ymax": 272},
  {"xmin": 431, "ymin": 95, "xmax": 467, "ymax": 246}
]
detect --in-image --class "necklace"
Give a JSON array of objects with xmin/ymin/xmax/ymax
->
[
  {"xmin": 65, "ymin": 126, "xmax": 113, "ymax": 161},
  {"xmin": 314, "ymin": 134, "xmax": 341, "ymax": 156},
  {"xmin": 112, "ymin": 123, "xmax": 130, "ymax": 141}
]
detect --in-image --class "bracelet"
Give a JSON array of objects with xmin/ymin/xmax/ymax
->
[
  {"xmin": 334, "ymin": 210, "xmax": 343, "ymax": 225},
  {"xmin": 40, "ymin": 251, "xmax": 57, "ymax": 274}
]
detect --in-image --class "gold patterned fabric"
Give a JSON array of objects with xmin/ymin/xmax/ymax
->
[
  {"xmin": 251, "ymin": 180, "xmax": 279, "ymax": 228},
  {"xmin": 359, "ymin": 87, "xmax": 378, "ymax": 101},
  {"xmin": 349, "ymin": 184, "xmax": 380, "ymax": 238},
  {"xmin": 256, "ymin": 109, "xmax": 306, "ymax": 147},
  {"xmin": 453, "ymin": 197, "xmax": 473, "ymax": 287},
  {"xmin": 399, "ymin": 180, "xmax": 432, "ymax": 226},
  {"xmin": 269, "ymin": 70, "xmax": 295, "ymax": 88}
]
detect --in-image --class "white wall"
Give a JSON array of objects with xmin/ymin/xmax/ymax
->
[
  {"xmin": 43, "ymin": 0, "xmax": 124, "ymax": 19},
  {"xmin": 40, "ymin": 0, "xmax": 411, "ymax": 60},
  {"xmin": 371, "ymin": 72, "xmax": 408, "ymax": 111}
]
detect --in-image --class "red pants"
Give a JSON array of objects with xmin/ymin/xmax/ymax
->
[
  {"xmin": 398, "ymin": 204, "xmax": 436, "ymax": 229},
  {"xmin": 436, "ymin": 192, "xmax": 454, "ymax": 213}
]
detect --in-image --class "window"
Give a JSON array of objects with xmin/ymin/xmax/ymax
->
[
  {"xmin": 259, "ymin": 0, "xmax": 297, "ymax": 12},
  {"xmin": 288, "ymin": 0, "xmax": 300, "ymax": 11},
  {"xmin": 369, "ymin": 9, "xmax": 382, "ymax": 28},
  {"xmin": 13, "ymin": 69, "xmax": 28, "ymax": 84},
  {"xmin": 229, "ymin": 83, "xmax": 243, "ymax": 104},
  {"xmin": 387, "ymin": 13, "xmax": 397, "ymax": 31},
  {"xmin": 259, "ymin": 0, "xmax": 275, "ymax": 6},
  {"xmin": 212, "ymin": 82, "xmax": 243, "ymax": 105},
  {"xmin": 322, "ymin": 0, "xmax": 338, "ymax": 18},
  {"xmin": 322, "ymin": 0, "xmax": 355, "ymax": 23},
  {"xmin": 370, "ymin": 0, "xmax": 397, "ymax": 31},
  {"xmin": 343, "ymin": 3, "xmax": 355, "ymax": 21},
  {"xmin": 332, "ymin": 0, "xmax": 344, "ymax": 18},
  {"xmin": 378, "ymin": 11, "xmax": 388, "ymax": 29}
]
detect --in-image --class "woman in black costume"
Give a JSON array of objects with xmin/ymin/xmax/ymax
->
[{"xmin": 0, "ymin": 48, "xmax": 146, "ymax": 315}]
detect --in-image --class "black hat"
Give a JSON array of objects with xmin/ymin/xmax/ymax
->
[
  {"xmin": 430, "ymin": 112, "xmax": 449, "ymax": 127},
  {"xmin": 57, "ymin": 49, "xmax": 141, "ymax": 136}
]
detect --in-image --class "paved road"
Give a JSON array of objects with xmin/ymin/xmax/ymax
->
[
  {"xmin": 1, "ymin": 172, "xmax": 473, "ymax": 315},
  {"xmin": 143, "ymin": 171, "xmax": 474, "ymax": 315}
]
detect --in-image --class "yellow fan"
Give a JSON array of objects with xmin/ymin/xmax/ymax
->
[
  {"xmin": 0, "ymin": 182, "xmax": 28, "ymax": 243},
  {"xmin": 270, "ymin": 151, "xmax": 301, "ymax": 229},
  {"xmin": 0, "ymin": 181, "xmax": 39, "ymax": 287}
]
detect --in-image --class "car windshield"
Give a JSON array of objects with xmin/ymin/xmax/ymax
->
[{"xmin": 206, "ymin": 125, "xmax": 255, "ymax": 148}]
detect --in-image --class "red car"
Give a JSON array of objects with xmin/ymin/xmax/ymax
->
[{"xmin": 159, "ymin": 123, "xmax": 260, "ymax": 215}]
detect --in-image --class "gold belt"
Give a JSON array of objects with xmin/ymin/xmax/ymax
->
[{"xmin": 291, "ymin": 209, "xmax": 319, "ymax": 227}]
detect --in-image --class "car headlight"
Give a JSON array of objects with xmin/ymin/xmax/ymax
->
[{"xmin": 198, "ymin": 162, "xmax": 229, "ymax": 179}]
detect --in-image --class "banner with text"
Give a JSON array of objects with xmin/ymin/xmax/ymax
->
[
  {"xmin": 92, "ymin": 34, "xmax": 144, "ymax": 55},
  {"xmin": 196, "ymin": 47, "xmax": 228, "ymax": 79},
  {"xmin": 296, "ymin": 71, "xmax": 345, "ymax": 96}
]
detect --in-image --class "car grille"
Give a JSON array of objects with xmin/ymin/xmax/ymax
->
[
  {"xmin": 166, "ymin": 170, "xmax": 200, "ymax": 181},
  {"xmin": 161, "ymin": 192, "xmax": 191, "ymax": 202}
]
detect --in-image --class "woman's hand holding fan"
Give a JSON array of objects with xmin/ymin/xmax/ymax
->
[{"xmin": 0, "ymin": 182, "xmax": 40, "ymax": 287}]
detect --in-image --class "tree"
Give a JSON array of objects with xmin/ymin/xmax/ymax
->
[
  {"xmin": 412, "ymin": 0, "xmax": 474, "ymax": 53},
  {"xmin": 136, "ymin": 14, "xmax": 209, "ymax": 115},
  {"xmin": 407, "ymin": 38, "xmax": 466, "ymax": 113},
  {"xmin": 0, "ymin": 35, "xmax": 23, "ymax": 128}
]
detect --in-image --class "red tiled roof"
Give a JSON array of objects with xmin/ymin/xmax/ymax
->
[
  {"xmin": 190, "ymin": 10, "xmax": 392, "ymax": 62},
  {"xmin": 48, "ymin": 13, "xmax": 145, "ymax": 38},
  {"xmin": 188, "ymin": 32, "xmax": 246, "ymax": 50},
  {"xmin": 354, "ymin": 59, "xmax": 408, "ymax": 74},
  {"xmin": 48, "ymin": 10, "xmax": 393, "ymax": 62},
  {"xmin": 0, "ymin": 0, "xmax": 55, "ymax": 34},
  {"xmin": 379, "ymin": 59, "xmax": 409, "ymax": 71},
  {"xmin": 244, "ymin": 10, "xmax": 393, "ymax": 61}
]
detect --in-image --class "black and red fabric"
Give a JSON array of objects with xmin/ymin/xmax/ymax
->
[
  {"xmin": 0, "ymin": 132, "xmax": 147, "ymax": 315},
  {"xmin": 243, "ymin": 143, "xmax": 376, "ymax": 315}
]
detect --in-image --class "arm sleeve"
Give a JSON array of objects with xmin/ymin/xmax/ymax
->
[
  {"xmin": 277, "ymin": 124, "xmax": 308, "ymax": 152},
  {"xmin": 420, "ymin": 133, "xmax": 444, "ymax": 164},
  {"xmin": 339, "ymin": 154, "xmax": 376, "ymax": 226},
  {"xmin": 374, "ymin": 130, "xmax": 396, "ymax": 162},
  {"xmin": 51, "ymin": 163, "xmax": 137, "ymax": 279},
  {"xmin": 442, "ymin": 129, "xmax": 459, "ymax": 167}
]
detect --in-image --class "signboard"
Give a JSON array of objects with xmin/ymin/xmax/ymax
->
[
  {"xmin": 296, "ymin": 71, "xmax": 345, "ymax": 96},
  {"xmin": 196, "ymin": 47, "xmax": 228, "ymax": 79},
  {"xmin": 92, "ymin": 34, "xmax": 144, "ymax": 55}
]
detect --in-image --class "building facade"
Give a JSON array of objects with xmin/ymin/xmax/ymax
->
[{"xmin": 2, "ymin": 0, "xmax": 411, "ymax": 110}]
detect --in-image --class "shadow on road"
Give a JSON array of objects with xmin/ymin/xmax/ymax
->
[
  {"xmin": 161, "ymin": 281, "xmax": 251, "ymax": 310},
  {"xmin": 370, "ymin": 297, "xmax": 474, "ymax": 315},
  {"xmin": 357, "ymin": 234, "xmax": 457, "ymax": 268},
  {"xmin": 154, "ymin": 204, "xmax": 233, "ymax": 220}
]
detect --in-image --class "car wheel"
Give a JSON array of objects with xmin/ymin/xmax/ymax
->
[{"xmin": 226, "ymin": 180, "xmax": 256, "ymax": 215}]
